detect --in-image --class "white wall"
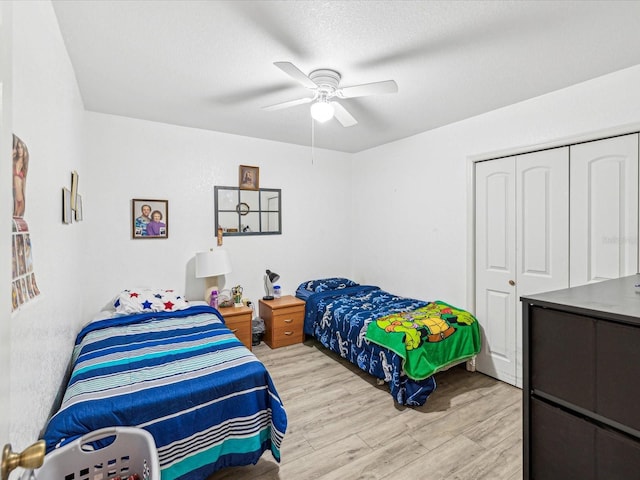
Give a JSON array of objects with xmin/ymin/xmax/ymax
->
[
  {"xmin": 352, "ymin": 64, "xmax": 640, "ymax": 309},
  {"xmin": 8, "ymin": 0, "xmax": 86, "ymax": 452},
  {"xmin": 81, "ymin": 113, "xmax": 353, "ymax": 317}
]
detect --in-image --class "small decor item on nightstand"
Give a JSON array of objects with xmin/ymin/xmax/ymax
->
[
  {"xmin": 232, "ymin": 285, "xmax": 243, "ymax": 307},
  {"xmin": 273, "ymin": 285, "xmax": 281, "ymax": 298},
  {"xmin": 218, "ymin": 290, "xmax": 233, "ymax": 308},
  {"xmin": 209, "ymin": 289, "xmax": 219, "ymax": 309}
]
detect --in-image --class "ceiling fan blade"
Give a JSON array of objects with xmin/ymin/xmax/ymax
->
[
  {"xmin": 339, "ymin": 80, "xmax": 398, "ymax": 98},
  {"xmin": 262, "ymin": 96, "xmax": 313, "ymax": 111},
  {"xmin": 274, "ymin": 62, "xmax": 318, "ymax": 89},
  {"xmin": 332, "ymin": 102, "xmax": 358, "ymax": 127}
]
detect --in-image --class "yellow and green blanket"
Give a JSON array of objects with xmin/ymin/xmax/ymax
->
[{"xmin": 365, "ymin": 301, "xmax": 481, "ymax": 380}]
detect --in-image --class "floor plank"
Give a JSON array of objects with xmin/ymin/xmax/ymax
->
[{"xmin": 207, "ymin": 339, "xmax": 522, "ymax": 480}]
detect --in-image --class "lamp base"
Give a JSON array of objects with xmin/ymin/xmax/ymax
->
[{"xmin": 262, "ymin": 295, "xmax": 274, "ymax": 300}]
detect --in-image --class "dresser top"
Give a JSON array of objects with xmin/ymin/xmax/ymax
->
[{"xmin": 521, "ymin": 274, "xmax": 640, "ymax": 325}]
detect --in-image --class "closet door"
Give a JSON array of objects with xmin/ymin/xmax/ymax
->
[
  {"xmin": 515, "ymin": 147, "xmax": 569, "ymax": 385},
  {"xmin": 570, "ymin": 134, "xmax": 639, "ymax": 287},
  {"xmin": 475, "ymin": 148, "xmax": 569, "ymax": 386},
  {"xmin": 475, "ymin": 157, "xmax": 517, "ymax": 385}
]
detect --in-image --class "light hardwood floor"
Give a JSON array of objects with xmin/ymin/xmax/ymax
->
[{"xmin": 208, "ymin": 339, "xmax": 523, "ymax": 480}]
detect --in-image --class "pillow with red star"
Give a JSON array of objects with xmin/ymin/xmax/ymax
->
[{"xmin": 113, "ymin": 288, "xmax": 189, "ymax": 314}]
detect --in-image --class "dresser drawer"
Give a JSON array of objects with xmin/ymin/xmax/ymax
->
[
  {"xmin": 530, "ymin": 306, "xmax": 595, "ymax": 411},
  {"xmin": 596, "ymin": 320, "xmax": 640, "ymax": 431},
  {"xmin": 531, "ymin": 398, "xmax": 596, "ymax": 479}
]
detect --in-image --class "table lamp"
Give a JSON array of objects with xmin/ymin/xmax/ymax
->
[
  {"xmin": 195, "ymin": 249, "xmax": 232, "ymax": 302},
  {"xmin": 263, "ymin": 269, "xmax": 280, "ymax": 300}
]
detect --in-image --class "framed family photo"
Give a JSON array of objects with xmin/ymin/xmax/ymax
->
[
  {"xmin": 239, "ymin": 165, "xmax": 259, "ymax": 190},
  {"xmin": 132, "ymin": 198, "xmax": 168, "ymax": 239}
]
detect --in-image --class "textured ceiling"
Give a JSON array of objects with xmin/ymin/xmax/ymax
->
[{"xmin": 51, "ymin": 0, "xmax": 640, "ymax": 153}]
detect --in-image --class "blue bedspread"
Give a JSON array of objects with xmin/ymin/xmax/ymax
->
[
  {"xmin": 43, "ymin": 305, "xmax": 287, "ymax": 480},
  {"xmin": 302, "ymin": 285, "xmax": 438, "ymax": 406}
]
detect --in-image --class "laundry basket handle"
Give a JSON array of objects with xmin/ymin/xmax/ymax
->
[{"xmin": 79, "ymin": 427, "xmax": 119, "ymax": 447}]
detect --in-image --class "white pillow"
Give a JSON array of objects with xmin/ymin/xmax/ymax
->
[{"xmin": 113, "ymin": 288, "xmax": 189, "ymax": 314}]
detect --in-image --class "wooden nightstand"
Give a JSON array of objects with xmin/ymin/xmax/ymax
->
[
  {"xmin": 217, "ymin": 304, "xmax": 253, "ymax": 351},
  {"xmin": 259, "ymin": 295, "xmax": 305, "ymax": 348}
]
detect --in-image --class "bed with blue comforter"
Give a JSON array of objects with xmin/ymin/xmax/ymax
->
[
  {"xmin": 297, "ymin": 278, "xmax": 481, "ymax": 406},
  {"xmin": 42, "ymin": 304, "xmax": 287, "ymax": 480}
]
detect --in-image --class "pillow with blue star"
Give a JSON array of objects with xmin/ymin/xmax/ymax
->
[{"xmin": 113, "ymin": 288, "xmax": 189, "ymax": 314}]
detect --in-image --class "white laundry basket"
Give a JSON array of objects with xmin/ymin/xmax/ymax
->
[{"xmin": 33, "ymin": 427, "xmax": 159, "ymax": 480}]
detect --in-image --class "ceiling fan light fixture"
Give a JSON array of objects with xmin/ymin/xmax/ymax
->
[{"xmin": 310, "ymin": 98, "xmax": 335, "ymax": 123}]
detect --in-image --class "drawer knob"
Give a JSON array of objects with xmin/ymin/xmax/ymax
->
[
  {"xmin": 508, "ymin": 279, "xmax": 516, "ymax": 286},
  {"xmin": 231, "ymin": 328, "xmax": 238, "ymax": 333},
  {"xmin": 284, "ymin": 319, "xmax": 293, "ymax": 323},
  {"xmin": 284, "ymin": 331, "xmax": 293, "ymax": 336}
]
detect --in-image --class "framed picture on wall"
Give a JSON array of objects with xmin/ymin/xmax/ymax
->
[
  {"xmin": 62, "ymin": 188, "xmax": 72, "ymax": 224},
  {"xmin": 75, "ymin": 194, "xmax": 83, "ymax": 221},
  {"xmin": 239, "ymin": 165, "xmax": 259, "ymax": 190},
  {"xmin": 70, "ymin": 171, "xmax": 79, "ymax": 210},
  {"xmin": 132, "ymin": 198, "xmax": 168, "ymax": 239}
]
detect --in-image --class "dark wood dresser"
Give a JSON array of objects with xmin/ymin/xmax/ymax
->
[{"xmin": 521, "ymin": 274, "xmax": 640, "ymax": 479}]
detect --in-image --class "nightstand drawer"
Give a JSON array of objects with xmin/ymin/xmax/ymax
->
[
  {"xmin": 271, "ymin": 305, "xmax": 304, "ymax": 319},
  {"xmin": 270, "ymin": 311, "xmax": 303, "ymax": 328},
  {"xmin": 217, "ymin": 305, "xmax": 253, "ymax": 351},
  {"xmin": 269, "ymin": 324, "xmax": 304, "ymax": 348},
  {"xmin": 224, "ymin": 317, "xmax": 252, "ymax": 346}
]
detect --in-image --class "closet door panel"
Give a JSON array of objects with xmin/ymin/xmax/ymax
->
[
  {"xmin": 516, "ymin": 147, "xmax": 569, "ymax": 291},
  {"xmin": 515, "ymin": 147, "xmax": 569, "ymax": 385},
  {"xmin": 570, "ymin": 134, "xmax": 639, "ymax": 287},
  {"xmin": 475, "ymin": 158, "xmax": 517, "ymax": 385}
]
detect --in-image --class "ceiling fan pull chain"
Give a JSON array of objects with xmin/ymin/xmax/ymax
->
[{"xmin": 311, "ymin": 114, "xmax": 315, "ymax": 165}]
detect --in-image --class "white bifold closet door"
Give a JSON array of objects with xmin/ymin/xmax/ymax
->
[
  {"xmin": 570, "ymin": 134, "xmax": 639, "ymax": 286},
  {"xmin": 475, "ymin": 147, "xmax": 569, "ymax": 387}
]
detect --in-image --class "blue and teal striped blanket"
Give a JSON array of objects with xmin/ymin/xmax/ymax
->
[{"xmin": 43, "ymin": 305, "xmax": 287, "ymax": 480}]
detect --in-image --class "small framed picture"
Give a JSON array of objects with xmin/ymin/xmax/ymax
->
[
  {"xmin": 132, "ymin": 198, "xmax": 168, "ymax": 239},
  {"xmin": 70, "ymin": 171, "xmax": 79, "ymax": 210},
  {"xmin": 62, "ymin": 187, "xmax": 72, "ymax": 224},
  {"xmin": 75, "ymin": 194, "xmax": 83, "ymax": 221},
  {"xmin": 239, "ymin": 165, "xmax": 259, "ymax": 190}
]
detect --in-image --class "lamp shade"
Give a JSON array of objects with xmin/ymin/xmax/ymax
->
[
  {"xmin": 266, "ymin": 269, "xmax": 280, "ymax": 283},
  {"xmin": 195, "ymin": 249, "xmax": 232, "ymax": 278},
  {"xmin": 263, "ymin": 269, "xmax": 280, "ymax": 300}
]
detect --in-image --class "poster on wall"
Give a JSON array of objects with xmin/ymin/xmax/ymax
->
[{"xmin": 12, "ymin": 134, "xmax": 40, "ymax": 311}]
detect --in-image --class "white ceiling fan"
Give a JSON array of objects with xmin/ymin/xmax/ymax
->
[{"xmin": 262, "ymin": 62, "xmax": 398, "ymax": 127}]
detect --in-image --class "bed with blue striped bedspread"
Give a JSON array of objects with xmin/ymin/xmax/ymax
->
[{"xmin": 42, "ymin": 305, "xmax": 287, "ymax": 480}]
